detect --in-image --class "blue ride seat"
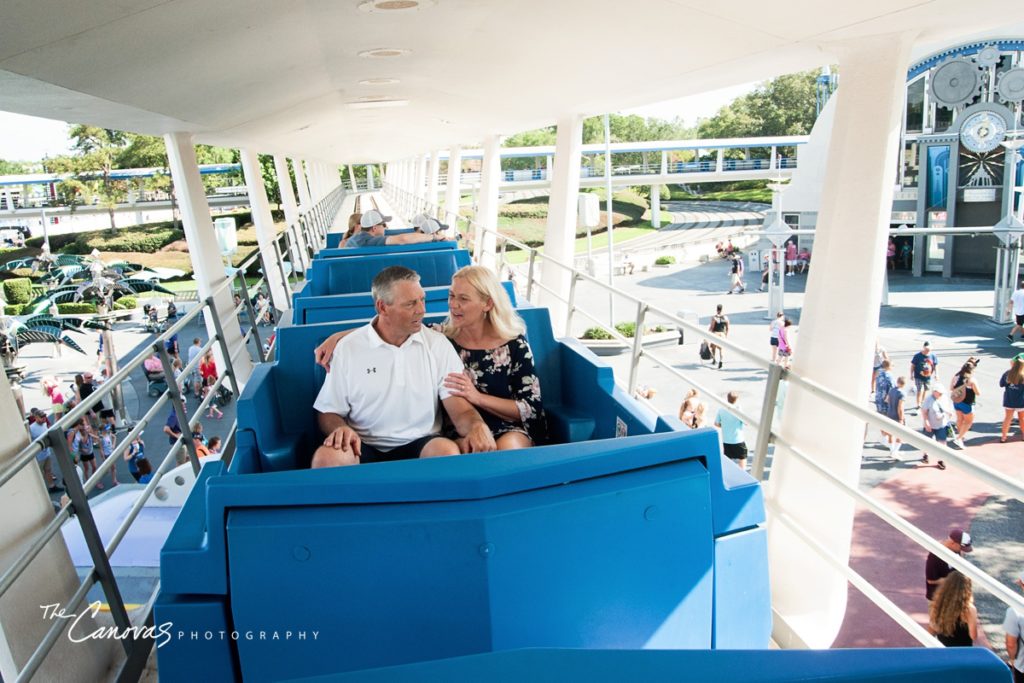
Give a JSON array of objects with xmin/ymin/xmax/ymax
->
[
  {"xmin": 296, "ymin": 248, "xmax": 471, "ymax": 301},
  {"xmin": 314, "ymin": 241, "xmax": 458, "ymax": 259},
  {"xmin": 290, "ymin": 281, "xmax": 517, "ymax": 326}
]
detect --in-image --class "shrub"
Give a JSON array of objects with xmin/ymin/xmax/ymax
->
[
  {"xmin": 113, "ymin": 296, "xmax": 138, "ymax": 310},
  {"xmin": 581, "ymin": 326, "xmax": 612, "ymax": 340},
  {"xmin": 2, "ymin": 303, "xmax": 25, "ymax": 315},
  {"xmin": 615, "ymin": 322, "xmax": 636, "ymax": 338},
  {"xmin": 655, "ymin": 255, "xmax": 676, "ymax": 265},
  {"xmin": 3, "ymin": 277, "xmax": 34, "ymax": 304},
  {"xmin": 58, "ymin": 303, "xmax": 97, "ymax": 314}
]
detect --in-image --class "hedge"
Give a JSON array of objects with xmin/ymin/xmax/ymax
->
[
  {"xmin": 3, "ymin": 277, "xmax": 34, "ymax": 304},
  {"xmin": 655, "ymin": 255, "xmax": 676, "ymax": 265},
  {"xmin": 113, "ymin": 296, "xmax": 138, "ymax": 310},
  {"xmin": 57, "ymin": 303, "xmax": 97, "ymax": 314},
  {"xmin": 2, "ymin": 303, "xmax": 25, "ymax": 315}
]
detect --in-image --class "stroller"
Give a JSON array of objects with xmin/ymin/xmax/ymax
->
[
  {"xmin": 142, "ymin": 304, "xmax": 166, "ymax": 334},
  {"xmin": 145, "ymin": 368, "xmax": 168, "ymax": 398}
]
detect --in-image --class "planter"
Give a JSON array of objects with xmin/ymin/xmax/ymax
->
[{"xmin": 578, "ymin": 329, "xmax": 678, "ymax": 356}]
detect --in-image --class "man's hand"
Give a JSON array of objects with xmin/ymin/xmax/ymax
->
[
  {"xmin": 324, "ymin": 425, "xmax": 361, "ymax": 457},
  {"xmin": 461, "ymin": 421, "xmax": 496, "ymax": 453}
]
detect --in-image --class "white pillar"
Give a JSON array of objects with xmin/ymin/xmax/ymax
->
[
  {"xmin": 294, "ymin": 158, "xmax": 312, "ymax": 210},
  {"xmin": 427, "ymin": 150, "xmax": 441, "ymax": 214},
  {"xmin": 414, "ymin": 155, "xmax": 427, "ymax": 208},
  {"xmin": 348, "ymin": 166, "xmax": 358, "ymax": 192},
  {"xmin": 651, "ymin": 184, "xmax": 661, "ymax": 229},
  {"xmin": 476, "ymin": 135, "xmax": 502, "ymax": 271},
  {"xmin": 766, "ymin": 33, "xmax": 916, "ymax": 649},
  {"xmin": 0, "ymin": 372, "xmax": 113, "ymax": 683},
  {"xmin": 303, "ymin": 160, "xmax": 318, "ymax": 203},
  {"xmin": 445, "ymin": 146, "xmax": 463, "ymax": 227},
  {"xmin": 366, "ymin": 164, "xmax": 376, "ymax": 191},
  {"xmin": 274, "ymin": 155, "xmax": 307, "ymax": 269},
  {"xmin": 241, "ymin": 149, "xmax": 290, "ymax": 310},
  {"xmin": 540, "ymin": 115, "xmax": 584, "ymax": 333},
  {"xmin": 165, "ymin": 132, "xmax": 253, "ymax": 385}
]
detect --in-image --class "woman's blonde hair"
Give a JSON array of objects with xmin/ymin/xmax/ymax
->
[
  {"xmin": 443, "ymin": 266, "xmax": 525, "ymax": 341},
  {"xmin": 1008, "ymin": 356, "xmax": 1024, "ymax": 385},
  {"xmin": 343, "ymin": 213, "xmax": 362, "ymax": 240},
  {"xmin": 930, "ymin": 571, "xmax": 972, "ymax": 637}
]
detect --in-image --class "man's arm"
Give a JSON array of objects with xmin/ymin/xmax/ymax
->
[
  {"xmin": 317, "ymin": 412, "xmax": 361, "ymax": 456},
  {"xmin": 1007, "ymin": 632, "xmax": 1019, "ymax": 664},
  {"xmin": 441, "ymin": 396, "xmax": 496, "ymax": 452},
  {"xmin": 386, "ymin": 232, "xmax": 449, "ymax": 246}
]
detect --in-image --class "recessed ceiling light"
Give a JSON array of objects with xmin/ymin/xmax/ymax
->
[
  {"xmin": 347, "ymin": 98, "xmax": 410, "ymax": 109},
  {"xmin": 358, "ymin": 78, "xmax": 401, "ymax": 86},
  {"xmin": 358, "ymin": 0, "xmax": 435, "ymax": 13},
  {"xmin": 357, "ymin": 48, "xmax": 412, "ymax": 58}
]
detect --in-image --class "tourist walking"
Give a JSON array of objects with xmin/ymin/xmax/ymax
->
[
  {"xmin": 928, "ymin": 571, "xmax": 978, "ymax": 647},
  {"xmin": 714, "ymin": 392, "xmax": 747, "ymax": 470},
  {"xmin": 1000, "ymin": 355, "xmax": 1024, "ymax": 443},
  {"xmin": 871, "ymin": 341, "xmax": 889, "ymax": 394},
  {"xmin": 776, "ymin": 318, "xmax": 794, "ymax": 369},
  {"xmin": 885, "ymin": 376, "xmax": 907, "ymax": 458},
  {"xmin": 925, "ymin": 528, "xmax": 973, "ymax": 601},
  {"xmin": 768, "ymin": 312, "xmax": 783, "ymax": 363},
  {"xmin": 727, "ymin": 254, "xmax": 745, "ymax": 294},
  {"xmin": 921, "ymin": 384, "xmax": 955, "ymax": 470},
  {"xmin": 678, "ymin": 389, "xmax": 706, "ymax": 429},
  {"xmin": 910, "ymin": 341, "xmax": 938, "ymax": 410},
  {"xmin": 1007, "ymin": 279, "xmax": 1024, "ymax": 343},
  {"xmin": 1003, "ymin": 569, "xmax": 1024, "ymax": 683},
  {"xmin": 707, "ymin": 305, "xmax": 729, "ymax": 369},
  {"xmin": 949, "ymin": 361, "xmax": 980, "ymax": 448}
]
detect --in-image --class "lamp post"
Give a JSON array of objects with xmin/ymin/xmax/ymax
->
[
  {"xmin": 994, "ymin": 137, "xmax": 1024, "ymax": 324},
  {"xmin": 763, "ymin": 181, "xmax": 791, "ymax": 320}
]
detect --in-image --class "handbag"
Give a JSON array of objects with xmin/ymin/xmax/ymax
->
[{"xmin": 699, "ymin": 341, "xmax": 712, "ymax": 361}]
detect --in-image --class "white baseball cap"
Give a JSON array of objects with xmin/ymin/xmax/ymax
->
[
  {"xmin": 359, "ymin": 209, "xmax": 392, "ymax": 229},
  {"xmin": 420, "ymin": 218, "xmax": 449, "ymax": 235}
]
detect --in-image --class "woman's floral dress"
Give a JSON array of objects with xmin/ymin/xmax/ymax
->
[{"xmin": 448, "ymin": 335, "xmax": 546, "ymax": 444}]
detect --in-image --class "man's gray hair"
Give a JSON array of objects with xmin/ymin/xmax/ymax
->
[{"xmin": 371, "ymin": 266, "xmax": 421, "ymax": 304}]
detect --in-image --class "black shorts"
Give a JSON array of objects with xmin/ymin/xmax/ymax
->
[
  {"xmin": 1016, "ymin": 313, "xmax": 1024, "ymax": 326},
  {"xmin": 723, "ymin": 442, "xmax": 748, "ymax": 460},
  {"xmin": 79, "ymin": 452, "xmax": 95, "ymax": 462},
  {"xmin": 360, "ymin": 434, "xmax": 448, "ymax": 463},
  {"xmin": 770, "ymin": 337, "xmax": 779, "ymax": 347}
]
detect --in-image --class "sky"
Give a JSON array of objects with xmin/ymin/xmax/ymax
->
[{"xmin": 0, "ymin": 82, "xmax": 756, "ymax": 163}]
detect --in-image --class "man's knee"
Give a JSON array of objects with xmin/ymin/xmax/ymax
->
[
  {"xmin": 420, "ymin": 438, "xmax": 460, "ymax": 458},
  {"xmin": 312, "ymin": 445, "xmax": 358, "ymax": 468}
]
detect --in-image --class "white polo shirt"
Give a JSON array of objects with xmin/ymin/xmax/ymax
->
[{"xmin": 313, "ymin": 321, "xmax": 464, "ymax": 450}]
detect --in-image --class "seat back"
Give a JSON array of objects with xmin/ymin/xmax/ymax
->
[
  {"xmin": 314, "ymin": 241, "xmax": 458, "ymax": 260},
  {"xmin": 300, "ymin": 249, "xmax": 471, "ymax": 299}
]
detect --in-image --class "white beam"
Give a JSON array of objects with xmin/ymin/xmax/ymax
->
[
  {"xmin": 241, "ymin": 149, "xmax": 290, "ymax": 310},
  {"xmin": 540, "ymin": 115, "xmax": 584, "ymax": 333},
  {"xmin": 444, "ymin": 145, "xmax": 463, "ymax": 228},
  {"xmin": 273, "ymin": 155, "xmax": 307, "ymax": 271},
  {"xmin": 427, "ymin": 150, "xmax": 440, "ymax": 214},
  {"xmin": 766, "ymin": 32, "xmax": 916, "ymax": 650},
  {"xmin": 166, "ymin": 132, "xmax": 253, "ymax": 385},
  {"xmin": 294, "ymin": 158, "xmax": 312, "ymax": 210}
]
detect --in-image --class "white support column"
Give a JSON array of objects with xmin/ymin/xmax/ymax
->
[
  {"xmin": 0, "ymin": 372, "xmax": 113, "ymax": 683},
  {"xmin": 303, "ymin": 160, "xmax": 318, "ymax": 203},
  {"xmin": 651, "ymin": 185, "xmax": 662, "ymax": 229},
  {"xmin": 766, "ymin": 33, "xmax": 916, "ymax": 649},
  {"xmin": 241, "ymin": 149, "xmax": 290, "ymax": 310},
  {"xmin": 427, "ymin": 150, "xmax": 441, "ymax": 214},
  {"xmin": 348, "ymin": 165, "xmax": 358, "ymax": 192},
  {"xmin": 770, "ymin": 146, "xmax": 778, "ymax": 170},
  {"xmin": 274, "ymin": 155, "xmax": 307, "ymax": 268},
  {"xmin": 660, "ymin": 150, "xmax": 668, "ymax": 176},
  {"xmin": 540, "ymin": 115, "xmax": 584, "ymax": 333},
  {"xmin": 715, "ymin": 148, "xmax": 724, "ymax": 174},
  {"xmin": 366, "ymin": 164, "xmax": 376, "ymax": 191},
  {"xmin": 294, "ymin": 158, "xmax": 312, "ymax": 210},
  {"xmin": 444, "ymin": 145, "xmax": 463, "ymax": 227},
  {"xmin": 414, "ymin": 155, "xmax": 427, "ymax": 208},
  {"xmin": 476, "ymin": 136, "xmax": 502, "ymax": 271},
  {"xmin": 166, "ymin": 132, "xmax": 253, "ymax": 384}
]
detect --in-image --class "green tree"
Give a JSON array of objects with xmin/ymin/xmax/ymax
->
[
  {"xmin": 697, "ymin": 70, "xmax": 820, "ymax": 142},
  {"xmin": 0, "ymin": 159, "xmax": 27, "ymax": 175},
  {"xmin": 54, "ymin": 126, "xmax": 130, "ymax": 232}
]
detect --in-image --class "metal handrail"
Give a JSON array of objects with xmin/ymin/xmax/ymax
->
[{"xmin": 382, "ymin": 181, "xmax": 1024, "ymax": 647}]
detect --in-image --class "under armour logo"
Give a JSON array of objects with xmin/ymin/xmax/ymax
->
[{"xmin": 366, "ymin": 367, "xmax": 377, "ymax": 374}]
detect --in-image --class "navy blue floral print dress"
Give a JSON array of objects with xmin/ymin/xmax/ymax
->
[{"xmin": 448, "ymin": 335, "xmax": 546, "ymax": 444}]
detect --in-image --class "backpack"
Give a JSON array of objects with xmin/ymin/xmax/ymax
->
[
  {"xmin": 875, "ymin": 372, "xmax": 893, "ymax": 405},
  {"xmin": 950, "ymin": 376, "xmax": 967, "ymax": 403},
  {"xmin": 699, "ymin": 341, "xmax": 712, "ymax": 361},
  {"xmin": 918, "ymin": 355, "xmax": 934, "ymax": 378}
]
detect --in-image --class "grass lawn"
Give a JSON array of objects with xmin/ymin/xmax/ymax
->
[
  {"xmin": 668, "ymin": 185, "xmax": 773, "ymax": 203},
  {"xmin": 503, "ymin": 226, "xmax": 656, "ymax": 264}
]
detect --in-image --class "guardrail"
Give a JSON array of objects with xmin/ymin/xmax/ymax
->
[
  {"xmin": 382, "ymin": 181, "xmax": 1024, "ymax": 650},
  {"xmin": 0, "ymin": 184, "xmax": 345, "ymax": 682}
]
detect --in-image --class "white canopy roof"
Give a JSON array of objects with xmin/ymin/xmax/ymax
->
[{"xmin": 1, "ymin": 0, "xmax": 1022, "ymax": 163}]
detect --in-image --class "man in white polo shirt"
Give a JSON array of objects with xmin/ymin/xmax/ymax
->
[{"xmin": 312, "ymin": 265, "xmax": 495, "ymax": 467}]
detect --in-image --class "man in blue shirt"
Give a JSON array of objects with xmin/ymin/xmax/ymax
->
[
  {"xmin": 714, "ymin": 391, "xmax": 747, "ymax": 470},
  {"xmin": 345, "ymin": 209, "xmax": 451, "ymax": 248},
  {"xmin": 910, "ymin": 341, "xmax": 938, "ymax": 410}
]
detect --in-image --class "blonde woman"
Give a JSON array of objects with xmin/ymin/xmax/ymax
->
[
  {"xmin": 315, "ymin": 266, "xmax": 545, "ymax": 449},
  {"xmin": 338, "ymin": 212, "xmax": 362, "ymax": 248},
  {"xmin": 928, "ymin": 571, "xmax": 978, "ymax": 647},
  {"xmin": 678, "ymin": 389, "xmax": 705, "ymax": 429}
]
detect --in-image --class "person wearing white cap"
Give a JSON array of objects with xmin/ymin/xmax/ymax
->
[
  {"xmin": 920, "ymin": 383, "xmax": 955, "ymax": 470},
  {"xmin": 344, "ymin": 209, "xmax": 450, "ymax": 248},
  {"xmin": 1004, "ymin": 569, "xmax": 1024, "ymax": 682}
]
